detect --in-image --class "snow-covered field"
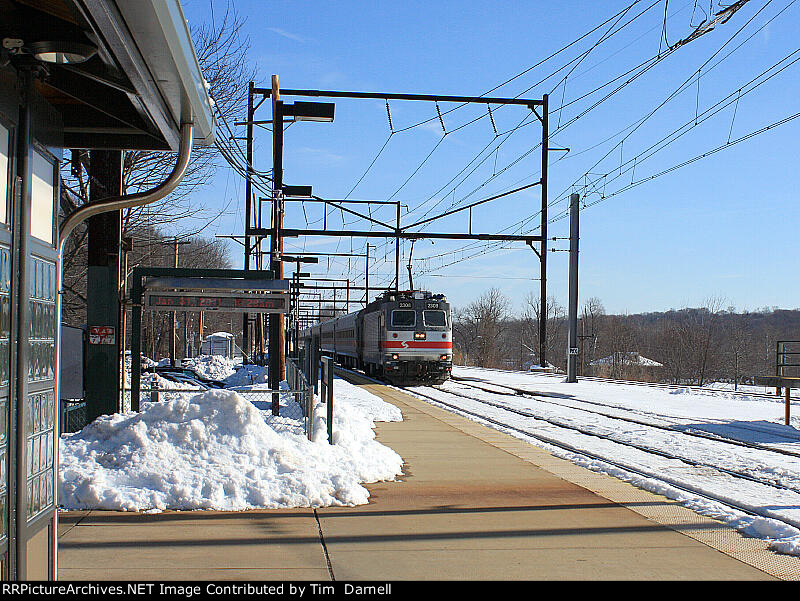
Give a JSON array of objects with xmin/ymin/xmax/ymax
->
[
  {"xmin": 59, "ymin": 358, "xmax": 403, "ymax": 512},
  {"xmin": 406, "ymin": 366, "xmax": 800, "ymax": 557}
]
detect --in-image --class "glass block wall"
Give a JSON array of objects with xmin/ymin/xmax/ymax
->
[
  {"xmin": 26, "ymin": 255, "xmax": 55, "ymax": 522},
  {"xmin": 0, "ymin": 244, "xmax": 8, "ymax": 556}
]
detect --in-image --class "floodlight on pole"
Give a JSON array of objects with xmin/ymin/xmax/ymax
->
[{"xmin": 283, "ymin": 101, "xmax": 335, "ymax": 122}]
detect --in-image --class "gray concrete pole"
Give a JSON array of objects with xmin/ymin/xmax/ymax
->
[{"xmin": 566, "ymin": 193, "xmax": 580, "ymax": 383}]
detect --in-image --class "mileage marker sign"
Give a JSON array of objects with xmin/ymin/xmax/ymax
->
[{"xmin": 145, "ymin": 292, "xmax": 289, "ymax": 313}]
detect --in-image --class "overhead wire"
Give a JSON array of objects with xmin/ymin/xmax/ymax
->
[
  {"xmin": 294, "ymin": 0, "xmax": 789, "ymax": 292},
  {"xmin": 407, "ymin": 0, "xmax": 786, "ymax": 273}
]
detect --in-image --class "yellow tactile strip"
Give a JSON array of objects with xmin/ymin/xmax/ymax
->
[{"xmin": 391, "ymin": 384, "xmax": 800, "ymax": 581}]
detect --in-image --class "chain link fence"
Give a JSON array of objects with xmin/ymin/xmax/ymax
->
[
  {"xmin": 60, "ymin": 399, "xmax": 87, "ymax": 434},
  {"xmin": 121, "ymin": 380, "xmax": 317, "ymax": 439},
  {"xmin": 63, "ymin": 357, "xmax": 327, "ymax": 442}
]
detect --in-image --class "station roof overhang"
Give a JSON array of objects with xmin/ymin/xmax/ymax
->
[{"xmin": 2, "ymin": 0, "xmax": 215, "ymax": 150}]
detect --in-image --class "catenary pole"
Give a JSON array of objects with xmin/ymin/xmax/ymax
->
[
  {"xmin": 539, "ymin": 94, "xmax": 549, "ymax": 368},
  {"xmin": 270, "ymin": 74, "xmax": 283, "ymax": 415},
  {"xmin": 243, "ymin": 81, "xmax": 254, "ymax": 361},
  {"xmin": 567, "ymin": 193, "xmax": 580, "ymax": 382}
]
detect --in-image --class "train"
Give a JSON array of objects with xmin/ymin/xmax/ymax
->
[{"xmin": 301, "ymin": 290, "xmax": 452, "ymax": 385}]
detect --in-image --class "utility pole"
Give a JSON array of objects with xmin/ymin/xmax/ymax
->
[
  {"xmin": 566, "ymin": 193, "xmax": 580, "ymax": 383},
  {"xmin": 119, "ymin": 236, "xmax": 132, "ymax": 409},
  {"xmin": 270, "ymin": 74, "xmax": 283, "ymax": 415},
  {"xmin": 243, "ymin": 80, "xmax": 254, "ymax": 362},
  {"xmin": 365, "ymin": 243, "xmax": 374, "ymax": 306},
  {"xmin": 168, "ymin": 238, "xmax": 191, "ymax": 366},
  {"xmin": 395, "ymin": 202, "xmax": 401, "ymax": 291}
]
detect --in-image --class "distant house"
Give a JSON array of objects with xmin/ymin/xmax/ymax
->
[{"xmin": 590, "ymin": 352, "xmax": 664, "ymax": 381}]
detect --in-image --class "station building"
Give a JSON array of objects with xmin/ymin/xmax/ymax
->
[{"xmin": 0, "ymin": 0, "xmax": 214, "ymax": 579}]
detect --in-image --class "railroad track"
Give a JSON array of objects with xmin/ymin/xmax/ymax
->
[
  {"xmin": 449, "ymin": 376, "xmax": 800, "ymax": 458},
  {"xmin": 335, "ymin": 366, "xmax": 800, "ymax": 532},
  {"xmin": 425, "ymin": 382, "xmax": 800, "ymax": 494},
  {"xmin": 455, "ymin": 366, "xmax": 796, "ymax": 401}
]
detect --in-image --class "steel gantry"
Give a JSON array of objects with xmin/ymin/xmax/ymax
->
[{"xmin": 239, "ymin": 80, "xmax": 552, "ymax": 387}]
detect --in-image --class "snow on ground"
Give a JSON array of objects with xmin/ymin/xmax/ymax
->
[
  {"xmin": 59, "ymin": 363, "xmax": 403, "ymax": 512},
  {"xmin": 409, "ymin": 366, "xmax": 800, "ymax": 557},
  {"xmin": 223, "ymin": 363, "xmax": 270, "ymax": 388},
  {"xmin": 182, "ymin": 354, "xmax": 241, "ymax": 381}
]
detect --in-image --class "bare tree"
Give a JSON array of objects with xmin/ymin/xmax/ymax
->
[
  {"xmin": 521, "ymin": 293, "xmax": 566, "ymax": 369},
  {"xmin": 453, "ymin": 288, "xmax": 511, "ymax": 368},
  {"xmin": 722, "ymin": 310, "xmax": 750, "ymax": 389},
  {"xmin": 60, "ymin": 2, "xmax": 254, "ymax": 323},
  {"xmin": 596, "ymin": 315, "xmax": 640, "ymax": 379},
  {"xmin": 580, "ymin": 297, "xmax": 605, "ymax": 374}
]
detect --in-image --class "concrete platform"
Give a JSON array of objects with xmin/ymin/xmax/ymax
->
[{"xmin": 57, "ymin": 380, "xmax": 800, "ymax": 580}]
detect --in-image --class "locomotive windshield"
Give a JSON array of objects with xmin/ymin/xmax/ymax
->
[
  {"xmin": 423, "ymin": 310, "xmax": 447, "ymax": 327},
  {"xmin": 391, "ymin": 310, "xmax": 416, "ymax": 327}
]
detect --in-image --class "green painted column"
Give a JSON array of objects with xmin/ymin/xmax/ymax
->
[{"xmin": 85, "ymin": 150, "xmax": 122, "ymax": 422}]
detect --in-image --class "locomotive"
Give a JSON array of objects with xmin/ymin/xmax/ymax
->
[{"xmin": 302, "ymin": 290, "xmax": 452, "ymax": 385}]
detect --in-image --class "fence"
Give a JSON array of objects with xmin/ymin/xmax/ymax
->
[
  {"xmin": 60, "ymin": 399, "xmax": 87, "ymax": 434},
  {"xmin": 63, "ymin": 355, "xmax": 335, "ymax": 443},
  {"xmin": 320, "ymin": 356, "xmax": 334, "ymax": 444},
  {"xmin": 286, "ymin": 357, "xmax": 315, "ymax": 440},
  {"xmin": 121, "ymin": 379, "xmax": 317, "ymax": 439}
]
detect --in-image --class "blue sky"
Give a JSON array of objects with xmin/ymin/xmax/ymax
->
[{"xmin": 180, "ymin": 0, "xmax": 800, "ymax": 315}]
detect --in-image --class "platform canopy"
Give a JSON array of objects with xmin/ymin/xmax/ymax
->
[{"xmin": 2, "ymin": 0, "xmax": 215, "ymax": 150}]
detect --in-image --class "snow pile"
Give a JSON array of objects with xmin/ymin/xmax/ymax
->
[
  {"xmin": 59, "ymin": 379, "xmax": 403, "ymax": 511},
  {"xmin": 224, "ymin": 364, "xmax": 270, "ymax": 388},
  {"xmin": 182, "ymin": 354, "xmax": 240, "ymax": 381}
]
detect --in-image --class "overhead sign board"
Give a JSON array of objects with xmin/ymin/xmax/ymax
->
[{"xmin": 145, "ymin": 292, "xmax": 289, "ymax": 313}]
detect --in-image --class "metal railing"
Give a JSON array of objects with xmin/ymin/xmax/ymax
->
[
  {"xmin": 777, "ymin": 340, "xmax": 800, "ymax": 394},
  {"xmin": 70, "ymin": 354, "xmax": 335, "ymax": 443},
  {"xmin": 286, "ymin": 357, "xmax": 315, "ymax": 440},
  {"xmin": 320, "ymin": 356, "xmax": 334, "ymax": 444}
]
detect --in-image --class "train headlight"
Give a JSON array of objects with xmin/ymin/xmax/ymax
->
[
  {"xmin": 414, "ymin": 332, "xmax": 426, "ymax": 340},
  {"xmin": 440, "ymin": 354, "xmax": 449, "ymax": 361},
  {"xmin": 391, "ymin": 353, "xmax": 399, "ymax": 360}
]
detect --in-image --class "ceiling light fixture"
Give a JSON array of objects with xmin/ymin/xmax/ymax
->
[{"xmin": 29, "ymin": 40, "xmax": 97, "ymax": 64}]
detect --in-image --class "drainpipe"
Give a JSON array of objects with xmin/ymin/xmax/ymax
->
[
  {"xmin": 58, "ymin": 121, "xmax": 194, "ymax": 249},
  {"xmin": 54, "ymin": 120, "xmax": 194, "ymax": 423}
]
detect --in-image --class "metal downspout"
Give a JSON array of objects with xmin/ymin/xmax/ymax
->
[
  {"xmin": 58, "ymin": 121, "xmax": 194, "ymax": 252},
  {"xmin": 53, "ymin": 118, "xmax": 193, "ymax": 442}
]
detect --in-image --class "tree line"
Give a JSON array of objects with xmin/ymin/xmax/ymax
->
[{"xmin": 453, "ymin": 289, "xmax": 800, "ymax": 386}]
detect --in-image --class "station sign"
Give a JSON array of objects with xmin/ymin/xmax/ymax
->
[
  {"xmin": 144, "ymin": 292, "xmax": 289, "ymax": 313},
  {"xmin": 89, "ymin": 325, "xmax": 116, "ymax": 345}
]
